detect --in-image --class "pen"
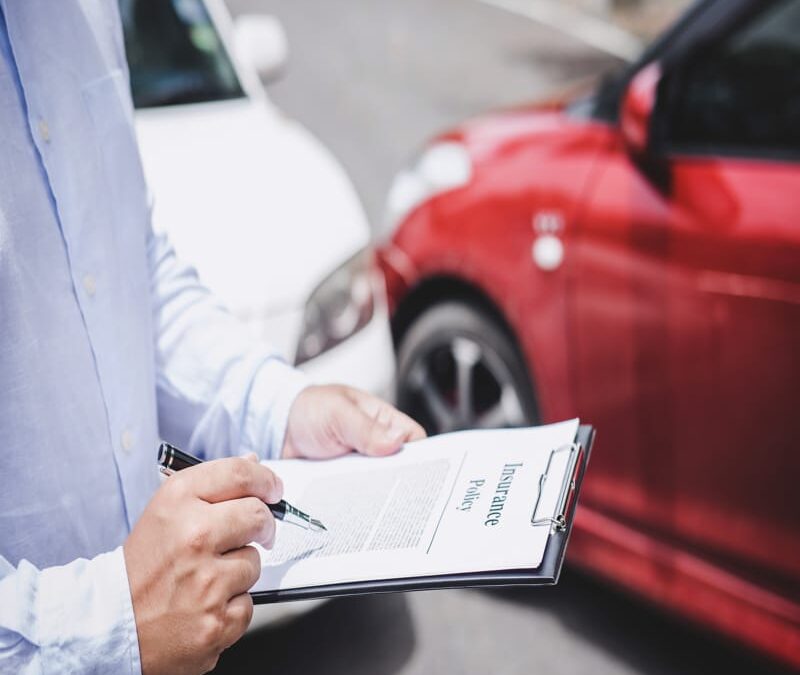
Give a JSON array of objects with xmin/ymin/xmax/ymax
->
[{"xmin": 157, "ymin": 442, "xmax": 327, "ymax": 533}]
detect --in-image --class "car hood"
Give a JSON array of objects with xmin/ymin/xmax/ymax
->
[
  {"xmin": 134, "ymin": 98, "xmax": 369, "ymax": 319},
  {"xmin": 448, "ymin": 101, "xmax": 598, "ymax": 162}
]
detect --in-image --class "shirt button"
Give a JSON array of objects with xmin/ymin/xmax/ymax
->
[
  {"xmin": 121, "ymin": 429, "xmax": 134, "ymax": 453},
  {"xmin": 82, "ymin": 274, "xmax": 97, "ymax": 297},
  {"xmin": 38, "ymin": 119, "xmax": 51, "ymax": 143}
]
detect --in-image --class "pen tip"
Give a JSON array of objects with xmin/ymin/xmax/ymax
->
[{"xmin": 310, "ymin": 519, "xmax": 327, "ymax": 532}]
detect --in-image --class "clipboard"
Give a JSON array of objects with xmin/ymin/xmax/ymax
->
[{"xmin": 252, "ymin": 424, "xmax": 594, "ymax": 604}]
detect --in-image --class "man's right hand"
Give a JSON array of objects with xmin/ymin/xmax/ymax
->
[{"xmin": 123, "ymin": 454, "xmax": 282, "ymax": 675}]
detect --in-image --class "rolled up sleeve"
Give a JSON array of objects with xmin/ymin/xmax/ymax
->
[{"xmin": 0, "ymin": 548, "xmax": 141, "ymax": 674}]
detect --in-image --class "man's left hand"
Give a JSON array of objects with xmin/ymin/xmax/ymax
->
[{"xmin": 282, "ymin": 385, "xmax": 426, "ymax": 460}]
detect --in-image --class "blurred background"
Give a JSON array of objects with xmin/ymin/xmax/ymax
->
[
  {"xmin": 122, "ymin": 0, "xmax": 799, "ymax": 673},
  {"xmin": 227, "ymin": 0, "xmax": 688, "ymax": 226}
]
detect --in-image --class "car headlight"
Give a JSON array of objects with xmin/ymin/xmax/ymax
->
[
  {"xmin": 382, "ymin": 141, "xmax": 473, "ymax": 236},
  {"xmin": 294, "ymin": 248, "xmax": 377, "ymax": 365}
]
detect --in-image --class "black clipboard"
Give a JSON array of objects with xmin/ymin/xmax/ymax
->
[{"xmin": 252, "ymin": 424, "xmax": 594, "ymax": 604}]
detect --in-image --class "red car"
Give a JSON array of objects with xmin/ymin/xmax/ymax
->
[{"xmin": 378, "ymin": 0, "xmax": 800, "ymax": 666}]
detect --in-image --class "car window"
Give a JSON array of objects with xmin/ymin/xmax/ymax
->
[
  {"xmin": 665, "ymin": 0, "xmax": 800, "ymax": 160},
  {"xmin": 119, "ymin": 0, "xmax": 245, "ymax": 109}
]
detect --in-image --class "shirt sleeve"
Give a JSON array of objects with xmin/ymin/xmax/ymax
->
[
  {"xmin": 0, "ymin": 548, "xmax": 141, "ymax": 674},
  {"xmin": 147, "ymin": 226, "xmax": 309, "ymax": 461}
]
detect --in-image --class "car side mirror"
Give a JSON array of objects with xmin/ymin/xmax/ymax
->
[
  {"xmin": 233, "ymin": 14, "xmax": 289, "ymax": 82},
  {"xmin": 620, "ymin": 62, "xmax": 662, "ymax": 158}
]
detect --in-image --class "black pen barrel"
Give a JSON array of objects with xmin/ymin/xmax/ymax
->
[
  {"xmin": 158, "ymin": 443, "xmax": 201, "ymax": 472},
  {"xmin": 270, "ymin": 500, "xmax": 287, "ymax": 521}
]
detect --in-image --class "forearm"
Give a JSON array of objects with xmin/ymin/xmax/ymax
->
[
  {"xmin": 0, "ymin": 549, "xmax": 141, "ymax": 673},
  {"xmin": 148, "ymin": 227, "xmax": 308, "ymax": 460}
]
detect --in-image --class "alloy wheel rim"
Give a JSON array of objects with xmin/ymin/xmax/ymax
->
[{"xmin": 401, "ymin": 334, "xmax": 527, "ymax": 435}]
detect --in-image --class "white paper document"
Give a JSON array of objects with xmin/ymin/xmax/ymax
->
[{"xmin": 251, "ymin": 419, "xmax": 580, "ymax": 593}]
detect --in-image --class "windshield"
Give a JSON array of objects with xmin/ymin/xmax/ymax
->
[{"xmin": 119, "ymin": 0, "xmax": 245, "ymax": 109}]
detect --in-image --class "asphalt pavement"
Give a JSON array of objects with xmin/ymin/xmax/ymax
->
[
  {"xmin": 216, "ymin": 1, "xmax": 796, "ymax": 673},
  {"xmin": 214, "ymin": 572, "xmax": 792, "ymax": 675}
]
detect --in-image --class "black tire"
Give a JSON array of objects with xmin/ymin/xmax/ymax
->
[{"xmin": 396, "ymin": 301, "xmax": 538, "ymax": 436}]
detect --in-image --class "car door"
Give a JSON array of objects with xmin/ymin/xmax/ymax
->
[
  {"xmin": 652, "ymin": 0, "xmax": 800, "ymax": 584},
  {"xmin": 569, "ymin": 123, "xmax": 676, "ymax": 532},
  {"xmin": 571, "ymin": 0, "xmax": 800, "ymax": 582}
]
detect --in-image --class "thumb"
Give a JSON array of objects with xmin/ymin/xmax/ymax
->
[{"xmin": 339, "ymin": 403, "xmax": 405, "ymax": 457}]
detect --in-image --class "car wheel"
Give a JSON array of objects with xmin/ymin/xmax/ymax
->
[{"xmin": 396, "ymin": 301, "xmax": 538, "ymax": 436}]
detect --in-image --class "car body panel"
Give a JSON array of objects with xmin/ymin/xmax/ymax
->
[
  {"xmin": 574, "ymin": 141, "xmax": 800, "ymax": 577},
  {"xmin": 382, "ymin": 108, "xmax": 611, "ymax": 423}
]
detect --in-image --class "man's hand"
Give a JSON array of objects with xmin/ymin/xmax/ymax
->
[
  {"xmin": 282, "ymin": 385, "xmax": 426, "ymax": 460},
  {"xmin": 123, "ymin": 455, "xmax": 281, "ymax": 675}
]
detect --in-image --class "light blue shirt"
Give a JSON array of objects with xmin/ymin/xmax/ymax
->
[{"xmin": 0, "ymin": 1, "xmax": 307, "ymax": 672}]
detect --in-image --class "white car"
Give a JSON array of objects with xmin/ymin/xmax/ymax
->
[{"xmin": 121, "ymin": 0, "xmax": 395, "ymax": 623}]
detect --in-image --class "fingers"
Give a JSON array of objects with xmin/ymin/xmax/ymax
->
[
  {"xmin": 339, "ymin": 389, "xmax": 427, "ymax": 457},
  {"xmin": 179, "ymin": 456, "xmax": 284, "ymax": 505},
  {"xmin": 219, "ymin": 545, "xmax": 262, "ymax": 598},
  {"xmin": 346, "ymin": 389, "xmax": 427, "ymax": 455},
  {"xmin": 383, "ymin": 407, "xmax": 427, "ymax": 443},
  {"xmin": 220, "ymin": 592, "xmax": 255, "ymax": 650},
  {"xmin": 205, "ymin": 497, "xmax": 276, "ymax": 552},
  {"xmin": 335, "ymin": 406, "xmax": 386, "ymax": 457}
]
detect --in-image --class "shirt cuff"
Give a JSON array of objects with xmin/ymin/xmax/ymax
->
[
  {"xmin": 242, "ymin": 358, "xmax": 310, "ymax": 460},
  {"xmin": 36, "ymin": 547, "xmax": 141, "ymax": 674}
]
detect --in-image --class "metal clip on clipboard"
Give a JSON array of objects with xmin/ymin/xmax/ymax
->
[{"xmin": 531, "ymin": 442, "xmax": 583, "ymax": 532}]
